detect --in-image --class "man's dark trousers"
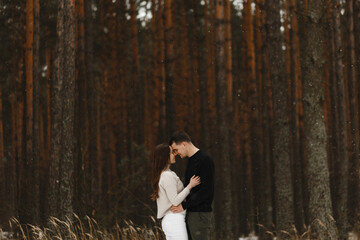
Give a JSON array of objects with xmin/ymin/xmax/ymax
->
[{"xmin": 186, "ymin": 212, "xmax": 213, "ymax": 240}]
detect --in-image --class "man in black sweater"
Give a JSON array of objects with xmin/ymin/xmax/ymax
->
[{"xmin": 169, "ymin": 131, "xmax": 214, "ymax": 240}]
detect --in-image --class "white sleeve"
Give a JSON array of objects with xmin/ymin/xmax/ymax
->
[{"xmin": 161, "ymin": 172, "xmax": 190, "ymax": 206}]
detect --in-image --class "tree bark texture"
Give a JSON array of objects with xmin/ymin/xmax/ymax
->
[
  {"xmin": 20, "ymin": 0, "xmax": 40, "ymax": 225},
  {"xmin": 117, "ymin": 0, "xmax": 129, "ymax": 159},
  {"xmin": 243, "ymin": 0, "xmax": 256, "ymax": 233},
  {"xmin": 329, "ymin": 1, "xmax": 349, "ymax": 238},
  {"xmin": 107, "ymin": 0, "xmax": 118, "ymax": 193},
  {"xmin": 353, "ymin": 0, "xmax": 360, "ymax": 227},
  {"xmin": 129, "ymin": 0, "xmax": 143, "ymax": 145},
  {"xmin": 205, "ymin": 0, "xmax": 217, "ymax": 156},
  {"xmin": 0, "ymin": 64, "xmax": 5, "ymax": 223},
  {"xmin": 301, "ymin": 1, "xmax": 338, "ymax": 238},
  {"xmin": 48, "ymin": 0, "xmax": 76, "ymax": 220},
  {"xmin": 266, "ymin": 0, "xmax": 295, "ymax": 238},
  {"xmin": 215, "ymin": 0, "xmax": 233, "ymax": 239},
  {"xmin": 164, "ymin": 0, "xmax": 175, "ymax": 138},
  {"xmin": 287, "ymin": 0, "xmax": 306, "ymax": 231},
  {"xmin": 346, "ymin": 0, "xmax": 360, "ymax": 227},
  {"xmin": 256, "ymin": 1, "xmax": 274, "ymax": 237},
  {"xmin": 84, "ymin": 0, "xmax": 99, "ymax": 214}
]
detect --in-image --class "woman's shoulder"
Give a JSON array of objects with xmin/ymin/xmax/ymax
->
[
  {"xmin": 160, "ymin": 170, "xmax": 173, "ymax": 179},
  {"xmin": 159, "ymin": 170, "xmax": 178, "ymax": 182}
]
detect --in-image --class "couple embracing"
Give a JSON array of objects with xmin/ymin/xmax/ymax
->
[{"xmin": 151, "ymin": 131, "xmax": 215, "ymax": 240}]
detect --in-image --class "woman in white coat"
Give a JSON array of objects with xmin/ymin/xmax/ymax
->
[{"xmin": 151, "ymin": 143, "xmax": 200, "ymax": 240}]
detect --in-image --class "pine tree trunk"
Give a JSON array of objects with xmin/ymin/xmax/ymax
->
[
  {"xmin": 129, "ymin": 0, "xmax": 143, "ymax": 145},
  {"xmin": 204, "ymin": 0, "xmax": 217, "ymax": 154},
  {"xmin": 346, "ymin": 0, "xmax": 360, "ymax": 228},
  {"xmin": 231, "ymin": 25, "xmax": 244, "ymax": 234},
  {"xmin": 22, "ymin": 0, "xmax": 35, "ymax": 223},
  {"xmin": 244, "ymin": 2, "xmax": 260, "ymax": 233},
  {"xmin": 255, "ymin": 1, "xmax": 265, "ymax": 235},
  {"xmin": 33, "ymin": 0, "xmax": 40, "ymax": 223},
  {"xmin": 172, "ymin": 0, "xmax": 196, "ymax": 141},
  {"xmin": 149, "ymin": 0, "xmax": 160, "ymax": 148},
  {"xmin": 24, "ymin": 1, "xmax": 34, "ymax": 208},
  {"xmin": 16, "ymin": 2, "xmax": 26, "ymax": 221},
  {"xmin": 39, "ymin": 89, "xmax": 45, "ymax": 223},
  {"xmin": 176, "ymin": 0, "xmax": 190, "ymax": 133},
  {"xmin": 99, "ymin": 0, "xmax": 107, "ymax": 201},
  {"xmin": 12, "ymin": 3, "xmax": 26, "ymax": 217},
  {"xmin": 325, "ymin": 0, "xmax": 338, "ymax": 233},
  {"xmin": 224, "ymin": 0, "xmax": 237, "ymax": 236},
  {"xmin": 0, "ymin": 65, "xmax": 5, "ymax": 223},
  {"xmin": 158, "ymin": 0, "xmax": 167, "ymax": 142},
  {"xmin": 329, "ymin": 1, "xmax": 349, "ymax": 238},
  {"xmin": 295, "ymin": 0, "xmax": 310, "ymax": 226},
  {"xmin": 144, "ymin": 43, "xmax": 151, "ymax": 150},
  {"xmin": 142, "ymin": 0, "xmax": 153, "ymax": 189},
  {"xmin": 74, "ymin": 0, "xmax": 90, "ymax": 216},
  {"xmin": 256, "ymin": 1, "xmax": 274, "ymax": 237},
  {"xmin": 164, "ymin": 0, "xmax": 175, "ymax": 137},
  {"xmin": 48, "ymin": 0, "xmax": 76, "ymax": 220},
  {"xmin": 243, "ymin": 1, "xmax": 256, "ymax": 233},
  {"xmin": 85, "ymin": 0, "xmax": 98, "ymax": 214},
  {"xmin": 43, "ymin": 0, "xmax": 52, "ymax": 203},
  {"xmin": 7, "ymin": 1, "xmax": 19, "ymax": 219},
  {"xmin": 266, "ymin": 0, "xmax": 295, "ymax": 237},
  {"xmin": 353, "ymin": 0, "xmax": 360, "ymax": 227},
  {"xmin": 232, "ymin": 38, "xmax": 243, "ymax": 237},
  {"xmin": 20, "ymin": 0, "xmax": 40, "ymax": 224},
  {"xmin": 324, "ymin": 5, "xmax": 337, "ymax": 232},
  {"xmin": 215, "ymin": 1, "xmax": 233, "ymax": 238},
  {"xmin": 117, "ymin": 0, "xmax": 129, "ymax": 159},
  {"xmin": 144, "ymin": 22, "xmax": 151, "ymax": 150},
  {"xmin": 287, "ymin": 0, "xmax": 306, "ymax": 231},
  {"xmin": 190, "ymin": 1, "xmax": 208, "ymax": 149},
  {"xmin": 107, "ymin": 0, "xmax": 118, "ymax": 193},
  {"xmin": 190, "ymin": 0, "xmax": 202, "ymax": 144},
  {"xmin": 225, "ymin": 0, "xmax": 232, "ymax": 107},
  {"xmin": 240, "ymin": 40, "xmax": 253, "ymax": 235},
  {"xmin": 355, "ymin": 0, "xmax": 360, "ymax": 107},
  {"xmin": 44, "ymin": 45, "xmax": 52, "ymax": 219},
  {"xmin": 300, "ymin": 1, "xmax": 338, "ymax": 238}
]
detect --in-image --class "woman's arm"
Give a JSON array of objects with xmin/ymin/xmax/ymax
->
[{"xmin": 161, "ymin": 172, "xmax": 200, "ymax": 206}]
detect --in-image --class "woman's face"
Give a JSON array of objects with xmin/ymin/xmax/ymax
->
[{"xmin": 169, "ymin": 146, "xmax": 176, "ymax": 164}]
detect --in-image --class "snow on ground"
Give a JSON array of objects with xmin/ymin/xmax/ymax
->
[
  {"xmin": 0, "ymin": 232, "xmax": 13, "ymax": 239},
  {"xmin": 349, "ymin": 232, "xmax": 359, "ymax": 240},
  {"xmin": 238, "ymin": 232, "xmax": 359, "ymax": 240},
  {"xmin": 238, "ymin": 236, "xmax": 259, "ymax": 240}
]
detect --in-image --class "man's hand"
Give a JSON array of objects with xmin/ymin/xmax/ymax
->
[{"xmin": 171, "ymin": 204, "xmax": 184, "ymax": 213}]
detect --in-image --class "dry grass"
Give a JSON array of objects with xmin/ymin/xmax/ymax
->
[
  {"xmin": 257, "ymin": 221, "xmax": 360, "ymax": 240},
  {"xmin": 0, "ymin": 215, "xmax": 165, "ymax": 240},
  {"xmin": 1, "ymin": 216, "xmax": 359, "ymax": 240},
  {"xmin": 257, "ymin": 223, "xmax": 312, "ymax": 240}
]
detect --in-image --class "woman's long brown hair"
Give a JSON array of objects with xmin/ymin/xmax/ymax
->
[{"xmin": 151, "ymin": 144, "xmax": 170, "ymax": 201}]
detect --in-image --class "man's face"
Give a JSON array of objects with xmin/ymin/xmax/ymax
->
[
  {"xmin": 169, "ymin": 146, "xmax": 176, "ymax": 164},
  {"xmin": 170, "ymin": 142, "xmax": 187, "ymax": 158}
]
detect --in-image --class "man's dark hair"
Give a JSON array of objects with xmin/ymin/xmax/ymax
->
[{"xmin": 169, "ymin": 131, "xmax": 192, "ymax": 145}]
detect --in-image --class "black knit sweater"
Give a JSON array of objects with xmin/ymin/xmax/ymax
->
[{"xmin": 181, "ymin": 150, "xmax": 215, "ymax": 212}]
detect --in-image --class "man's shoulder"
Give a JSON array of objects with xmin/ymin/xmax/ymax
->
[
  {"xmin": 197, "ymin": 150, "xmax": 214, "ymax": 163},
  {"xmin": 198, "ymin": 149, "xmax": 212, "ymax": 158}
]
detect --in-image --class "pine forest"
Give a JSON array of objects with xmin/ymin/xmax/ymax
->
[{"xmin": 0, "ymin": 0, "xmax": 359, "ymax": 239}]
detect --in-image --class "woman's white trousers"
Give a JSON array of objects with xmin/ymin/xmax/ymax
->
[{"xmin": 161, "ymin": 213, "xmax": 188, "ymax": 240}]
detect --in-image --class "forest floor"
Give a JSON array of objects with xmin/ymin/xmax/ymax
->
[{"xmin": 1, "ymin": 217, "xmax": 360, "ymax": 240}]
